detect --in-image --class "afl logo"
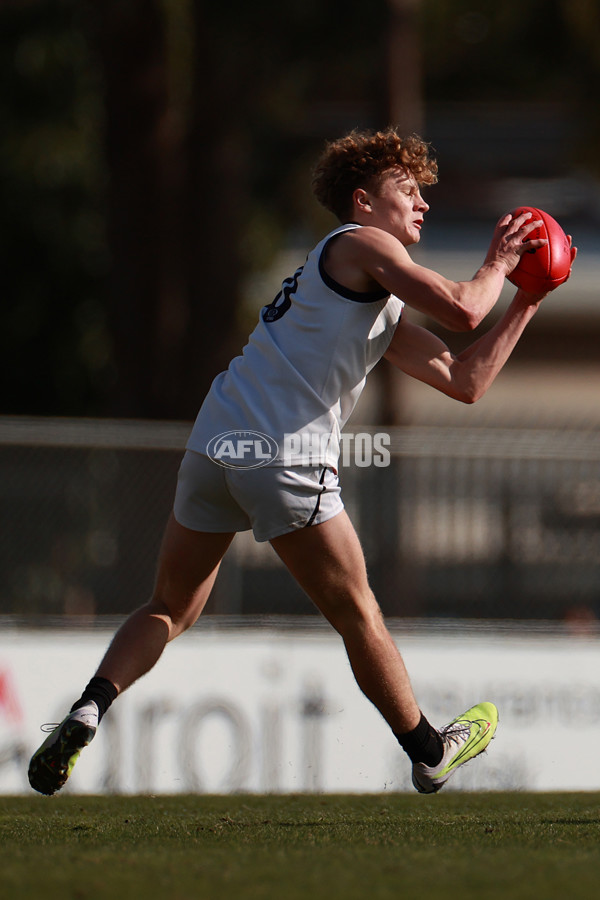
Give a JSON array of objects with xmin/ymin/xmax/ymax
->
[{"xmin": 206, "ymin": 430, "xmax": 279, "ymax": 468}]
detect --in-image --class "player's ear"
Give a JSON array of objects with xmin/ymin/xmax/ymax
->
[{"xmin": 353, "ymin": 188, "xmax": 372, "ymax": 215}]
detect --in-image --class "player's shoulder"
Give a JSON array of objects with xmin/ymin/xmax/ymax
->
[
  {"xmin": 341, "ymin": 224, "xmax": 402, "ymax": 246},
  {"xmin": 332, "ymin": 224, "xmax": 409, "ymax": 261}
]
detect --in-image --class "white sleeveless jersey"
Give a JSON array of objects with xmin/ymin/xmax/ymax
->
[{"xmin": 187, "ymin": 223, "xmax": 404, "ymax": 468}]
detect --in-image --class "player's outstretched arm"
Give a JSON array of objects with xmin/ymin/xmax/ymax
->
[
  {"xmin": 343, "ymin": 211, "xmax": 547, "ymax": 332},
  {"xmin": 383, "ymin": 286, "xmax": 548, "ymax": 403}
]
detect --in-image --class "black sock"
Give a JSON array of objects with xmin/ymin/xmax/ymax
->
[
  {"xmin": 394, "ymin": 713, "xmax": 444, "ymax": 766},
  {"xmin": 70, "ymin": 677, "xmax": 118, "ymax": 723}
]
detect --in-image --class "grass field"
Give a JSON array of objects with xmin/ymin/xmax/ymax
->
[{"xmin": 1, "ymin": 792, "xmax": 600, "ymax": 899}]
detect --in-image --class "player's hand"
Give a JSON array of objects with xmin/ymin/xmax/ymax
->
[
  {"xmin": 484, "ymin": 211, "xmax": 548, "ymax": 276},
  {"xmin": 513, "ymin": 236, "xmax": 577, "ymax": 303},
  {"xmin": 512, "ymin": 286, "xmax": 549, "ymax": 305}
]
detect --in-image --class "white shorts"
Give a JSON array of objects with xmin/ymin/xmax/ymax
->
[{"xmin": 173, "ymin": 450, "xmax": 344, "ymax": 542}]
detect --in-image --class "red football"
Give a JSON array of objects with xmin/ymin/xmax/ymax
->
[{"xmin": 507, "ymin": 206, "xmax": 572, "ymax": 293}]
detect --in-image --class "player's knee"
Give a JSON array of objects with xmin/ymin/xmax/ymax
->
[
  {"xmin": 146, "ymin": 593, "xmax": 194, "ymax": 641},
  {"xmin": 325, "ymin": 589, "xmax": 383, "ymax": 637}
]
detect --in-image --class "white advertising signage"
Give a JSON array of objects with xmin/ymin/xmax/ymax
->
[{"xmin": 1, "ymin": 626, "xmax": 599, "ymax": 795}]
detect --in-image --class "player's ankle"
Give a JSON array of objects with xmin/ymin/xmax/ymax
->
[
  {"xmin": 70, "ymin": 676, "xmax": 118, "ymax": 723},
  {"xmin": 394, "ymin": 713, "xmax": 444, "ymax": 767}
]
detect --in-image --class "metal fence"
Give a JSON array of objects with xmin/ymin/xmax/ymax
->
[{"xmin": 1, "ymin": 417, "xmax": 599, "ymax": 625}]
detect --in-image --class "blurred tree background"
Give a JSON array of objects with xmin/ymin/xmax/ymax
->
[{"xmin": 1, "ymin": 0, "xmax": 599, "ymax": 420}]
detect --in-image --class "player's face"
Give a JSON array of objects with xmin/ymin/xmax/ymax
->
[{"xmin": 368, "ymin": 169, "xmax": 429, "ymax": 246}]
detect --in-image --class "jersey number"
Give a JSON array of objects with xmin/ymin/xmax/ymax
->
[{"xmin": 261, "ymin": 266, "xmax": 303, "ymax": 323}]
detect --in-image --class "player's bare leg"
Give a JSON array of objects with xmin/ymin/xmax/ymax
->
[
  {"xmin": 28, "ymin": 515, "xmax": 234, "ymax": 795},
  {"xmin": 95, "ymin": 515, "xmax": 235, "ymax": 692},
  {"xmin": 270, "ymin": 510, "xmax": 421, "ymax": 735},
  {"xmin": 271, "ymin": 510, "xmax": 498, "ymax": 791}
]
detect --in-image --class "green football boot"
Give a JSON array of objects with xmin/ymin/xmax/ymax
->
[
  {"xmin": 28, "ymin": 702, "xmax": 98, "ymax": 796},
  {"xmin": 412, "ymin": 701, "xmax": 498, "ymax": 794}
]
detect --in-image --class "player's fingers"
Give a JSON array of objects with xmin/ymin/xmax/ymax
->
[
  {"xmin": 516, "ymin": 236, "xmax": 548, "ymax": 256},
  {"xmin": 503, "ymin": 212, "xmax": 539, "ymax": 241},
  {"xmin": 510, "ymin": 210, "xmax": 535, "ymax": 228},
  {"xmin": 522, "ymin": 237, "xmax": 547, "ymax": 248},
  {"xmin": 517, "ymin": 217, "xmax": 542, "ymax": 235}
]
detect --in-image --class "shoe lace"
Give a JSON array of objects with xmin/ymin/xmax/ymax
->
[
  {"xmin": 40, "ymin": 723, "xmax": 60, "ymax": 733},
  {"xmin": 439, "ymin": 721, "xmax": 471, "ymax": 747}
]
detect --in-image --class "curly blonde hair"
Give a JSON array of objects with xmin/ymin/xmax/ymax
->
[{"xmin": 312, "ymin": 127, "xmax": 438, "ymax": 222}]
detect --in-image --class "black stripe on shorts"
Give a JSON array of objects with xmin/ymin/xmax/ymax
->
[{"xmin": 305, "ymin": 467, "xmax": 328, "ymax": 528}]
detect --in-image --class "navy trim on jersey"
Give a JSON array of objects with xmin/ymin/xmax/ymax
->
[{"xmin": 318, "ymin": 236, "xmax": 390, "ymax": 304}]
